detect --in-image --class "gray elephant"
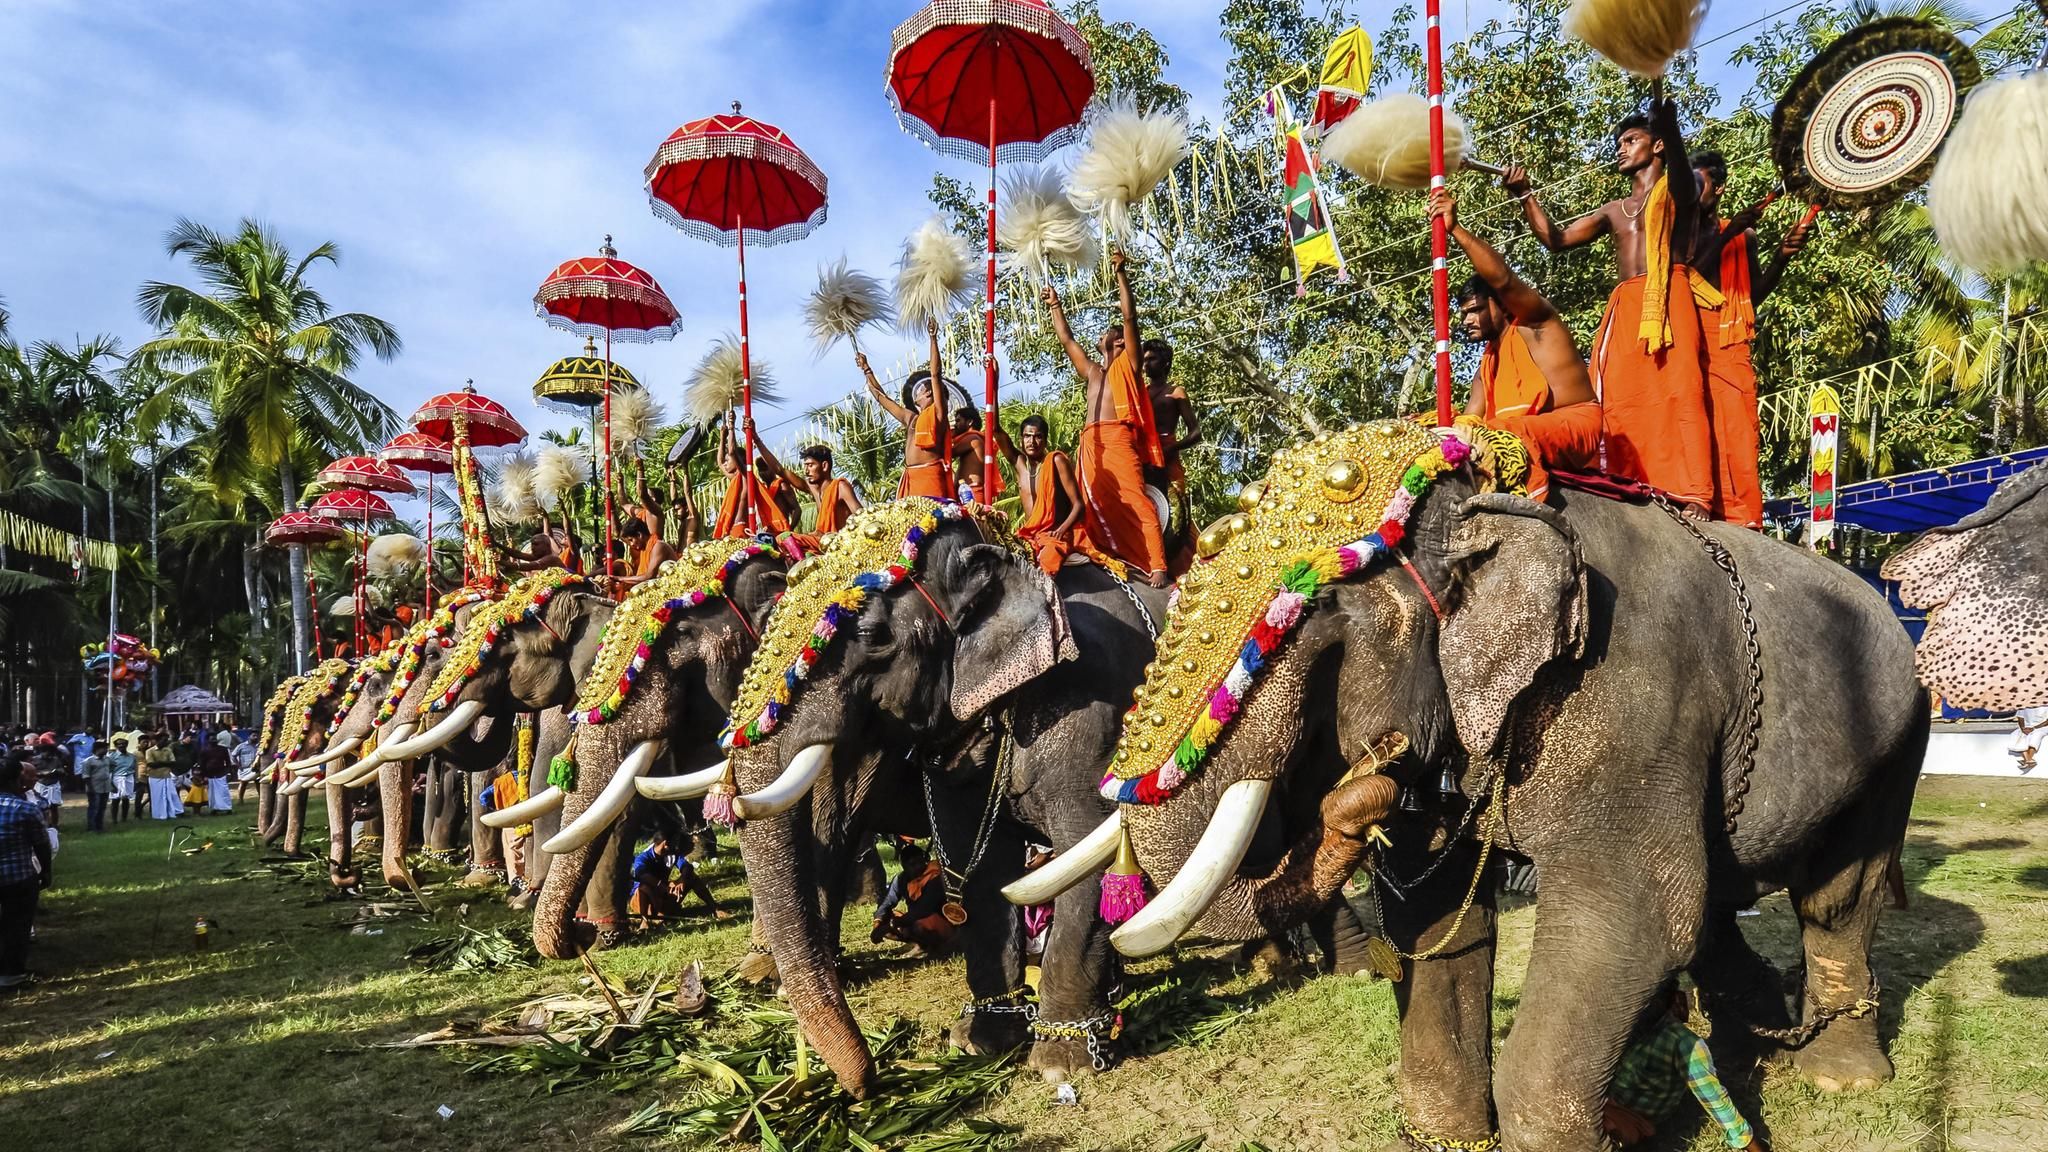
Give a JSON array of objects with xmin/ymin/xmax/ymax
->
[
  {"xmin": 1882, "ymin": 461, "xmax": 2048, "ymax": 713},
  {"xmin": 254, "ymin": 674, "xmax": 307, "ymax": 845},
  {"xmin": 717, "ymin": 499, "xmax": 1168, "ymax": 1096},
  {"xmin": 1032, "ymin": 424, "xmax": 1928, "ymax": 1152},
  {"xmin": 258, "ymin": 658, "xmax": 356, "ymax": 856}
]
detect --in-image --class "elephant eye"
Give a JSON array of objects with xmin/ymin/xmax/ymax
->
[{"xmin": 858, "ymin": 619, "xmax": 892, "ymax": 645}]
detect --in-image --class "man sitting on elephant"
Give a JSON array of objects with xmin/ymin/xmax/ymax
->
[{"xmin": 1433, "ymin": 186, "xmax": 1602, "ymax": 503}]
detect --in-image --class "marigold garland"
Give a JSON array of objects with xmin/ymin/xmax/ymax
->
[
  {"xmin": 421, "ymin": 569, "xmax": 588, "ymax": 715},
  {"xmin": 372, "ymin": 588, "xmax": 493, "ymax": 727},
  {"xmin": 323, "ymin": 645, "xmax": 404, "ymax": 739},
  {"xmin": 274, "ymin": 658, "xmax": 352, "ymax": 769}
]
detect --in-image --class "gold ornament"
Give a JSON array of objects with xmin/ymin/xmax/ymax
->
[
  {"xmin": 1366, "ymin": 936, "xmax": 1405, "ymax": 982},
  {"xmin": 1236, "ymin": 481, "xmax": 1267, "ymax": 511}
]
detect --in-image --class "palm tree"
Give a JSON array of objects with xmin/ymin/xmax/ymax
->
[{"xmin": 131, "ymin": 218, "xmax": 401, "ymax": 673}]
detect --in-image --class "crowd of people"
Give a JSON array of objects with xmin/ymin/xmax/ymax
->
[{"xmin": 0, "ymin": 720, "xmax": 259, "ymax": 989}]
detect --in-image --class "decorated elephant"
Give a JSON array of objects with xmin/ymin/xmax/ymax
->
[
  {"xmin": 713, "ymin": 499, "xmax": 1168, "ymax": 1095},
  {"xmin": 1032, "ymin": 422, "xmax": 1928, "ymax": 1152},
  {"xmin": 426, "ymin": 544, "xmax": 785, "ymax": 958},
  {"xmin": 260, "ymin": 659, "xmax": 355, "ymax": 856},
  {"xmin": 254, "ymin": 674, "xmax": 306, "ymax": 844},
  {"xmin": 1882, "ymin": 462, "xmax": 2048, "ymax": 764}
]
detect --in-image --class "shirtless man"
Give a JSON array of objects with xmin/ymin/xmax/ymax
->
[
  {"xmin": 951, "ymin": 406, "xmax": 1000, "ymax": 504},
  {"xmin": 609, "ymin": 515, "xmax": 677, "ymax": 594},
  {"xmin": 711, "ymin": 419, "xmax": 793, "ymax": 538},
  {"xmin": 1433, "ymin": 187, "xmax": 1603, "ymax": 502},
  {"xmin": 859, "ymin": 321, "xmax": 955, "ymax": 500},
  {"xmin": 793, "ymin": 444, "xmax": 862, "ymax": 535},
  {"xmin": 1141, "ymin": 337, "xmax": 1202, "ymax": 576},
  {"xmin": 1505, "ymin": 96, "xmax": 1714, "ymax": 514},
  {"xmin": 1044, "ymin": 249, "xmax": 1169, "ymax": 587},
  {"xmin": 991, "ymin": 414, "xmax": 1085, "ymax": 576},
  {"xmin": 1689, "ymin": 150, "xmax": 1815, "ymax": 528}
]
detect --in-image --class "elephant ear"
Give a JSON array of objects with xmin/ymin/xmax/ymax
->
[
  {"xmin": 944, "ymin": 543, "xmax": 1067, "ymax": 720},
  {"xmin": 1436, "ymin": 492, "xmax": 1587, "ymax": 757}
]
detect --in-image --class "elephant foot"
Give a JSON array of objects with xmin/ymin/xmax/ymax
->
[
  {"xmin": 505, "ymin": 887, "xmax": 538, "ymax": 912},
  {"xmin": 382, "ymin": 868, "xmax": 413, "ymax": 890},
  {"xmin": 949, "ymin": 1010, "xmax": 1029, "ymax": 1056},
  {"xmin": 737, "ymin": 945, "xmax": 779, "ymax": 985},
  {"xmin": 1025, "ymin": 1034, "xmax": 1106, "ymax": 1083},
  {"xmin": 1795, "ymin": 1024, "xmax": 1893, "ymax": 1093},
  {"xmin": 461, "ymin": 866, "xmax": 505, "ymax": 888},
  {"xmin": 329, "ymin": 870, "xmax": 361, "ymax": 890}
]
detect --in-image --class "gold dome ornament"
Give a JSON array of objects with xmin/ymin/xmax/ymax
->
[
  {"xmin": 1236, "ymin": 480, "xmax": 1267, "ymax": 511},
  {"xmin": 1196, "ymin": 515, "xmax": 1240, "ymax": 559},
  {"xmin": 1323, "ymin": 458, "xmax": 1368, "ymax": 502}
]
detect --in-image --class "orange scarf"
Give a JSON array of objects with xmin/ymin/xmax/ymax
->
[
  {"xmin": 1104, "ymin": 347, "xmax": 1166, "ymax": 470},
  {"xmin": 813, "ymin": 478, "xmax": 851, "ymax": 535},
  {"xmin": 1479, "ymin": 327, "xmax": 1551, "ymax": 419},
  {"xmin": 1717, "ymin": 223, "xmax": 1756, "ymax": 348},
  {"xmin": 1017, "ymin": 452, "xmax": 1067, "ymax": 537}
]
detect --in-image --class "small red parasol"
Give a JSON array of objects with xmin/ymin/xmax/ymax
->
[
  {"xmin": 410, "ymin": 382, "xmax": 528, "ymax": 448},
  {"xmin": 378, "ymin": 431, "xmax": 454, "ymax": 475},
  {"xmin": 317, "ymin": 455, "xmax": 416, "ymax": 496},
  {"xmin": 264, "ymin": 510, "xmax": 346, "ymax": 546},
  {"xmin": 309, "ymin": 489, "xmax": 396, "ymax": 522},
  {"xmin": 646, "ymin": 103, "xmax": 829, "ymax": 530},
  {"xmin": 886, "ymin": 0, "xmax": 1094, "ymax": 494}
]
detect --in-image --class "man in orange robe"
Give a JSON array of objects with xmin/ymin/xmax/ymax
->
[
  {"xmin": 950, "ymin": 406, "xmax": 1006, "ymax": 505},
  {"xmin": 795, "ymin": 444, "xmax": 862, "ymax": 535},
  {"xmin": 993, "ymin": 414, "xmax": 1084, "ymax": 577},
  {"xmin": 860, "ymin": 327, "xmax": 956, "ymax": 501},
  {"xmin": 1142, "ymin": 338, "xmax": 1202, "ymax": 577},
  {"xmin": 1506, "ymin": 97, "xmax": 1714, "ymax": 514},
  {"xmin": 1691, "ymin": 150, "xmax": 1815, "ymax": 529},
  {"xmin": 1045, "ymin": 249, "xmax": 1168, "ymax": 586},
  {"xmin": 1433, "ymin": 188, "xmax": 1603, "ymax": 501},
  {"xmin": 711, "ymin": 420, "xmax": 793, "ymax": 539}
]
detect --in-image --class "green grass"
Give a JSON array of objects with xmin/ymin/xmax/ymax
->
[{"xmin": 3, "ymin": 778, "xmax": 2045, "ymax": 1151}]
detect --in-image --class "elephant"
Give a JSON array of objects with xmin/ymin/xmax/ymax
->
[
  {"xmin": 1882, "ymin": 461, "xmax": 2048, "ymax": 713},
  {"xmin": 254, "ymin": 675, "xmax": 306, "ymax": 845},
  {"xmin": 717, "ymin": 499, "xmax": 1169, "ymax": 1097},
  {"xmin": 421, "ymin": 545, "xmax": 787, "ymax": 959},
  {"xmin": 1036, "ymin": 424, "xmax": 1929, "ymax": 1152},
  {"xmin": 259, "ymin": 659, "xmax": 357, "ymax": 857}
]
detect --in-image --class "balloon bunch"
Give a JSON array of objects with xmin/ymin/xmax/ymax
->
[{"xmin": 81, "ymin": 633, "xmax": 160, "ymax": 693}]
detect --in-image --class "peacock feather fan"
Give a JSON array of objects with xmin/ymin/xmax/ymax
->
[
  {"xmin": 997, "ymin": 166, "xmax": 1098, "ymax": 278},
  {"xmin": 684, "ymin": 336, "xmax": 781, "ymax": 425},
  {"xmin": 803, "ymin": 256, "xmax": 894, "ymax": 357},
  {"xmin": 1067, "ymin": 99, "xmax": 1191, "ymax": 243},
  {"xmin": 1321, "ymin": 94, "xmax": 1470, "ymax": 190},
  {"xmin": 894, "ymin": 217, "xmax": 976, "ymax": 334}
]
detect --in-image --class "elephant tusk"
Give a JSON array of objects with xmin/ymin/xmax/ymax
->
[
  {"xmin": 278, "ymin": 774, "xmax": 306, "ymax": 796},
  {"xmin": 285, "ymin": 736, "xmax": 361, "ymax": 773},
  {"xmin": 1109, "ymin": 779, "xmax": 1272, "ymax": 959},
  {"xmin": 379, "ymin": 701, "xmax": 483, "ymax": 762},
  {"xmin": 482, "ymin": 785, "xmax": 563, "ymax": 829},
  {"xmin": 541, "ymin": 740, "xmax": 663, "ymax": 854},
  {"xmin": 1001, "ymin": 810, "xmax": 1123, "ymax": 905},
  {"xmin": 731, "ymin": 742, "xmax": 831, "ymax": 822},
  {"xmin": 328, "ymin": 755, "xmax": 388, "ymax": 789},
  {"xmin": 634, "ymin": 758, "xmax": 729, "ymax": 801}
]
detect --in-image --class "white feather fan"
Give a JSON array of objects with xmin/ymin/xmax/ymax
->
[
  {"xmin": 1067, "ymin": 100, "xmax": 1191, "ymax": 242},
  {"xmin": 1930, "ymin": 72, "xmax": 2048, "ymax": 274},
  {"xmin": 607, "ymin": 385, "xmax": 666, "ymax": 448},
  {"xmin": 894, "ymin": 217, "xmax": 976, "ymax": 333},
  {"xmin": 365, "ymin": 533, "xmax": 427, "ymax": 578},
  {"xmin": 997, "ymin": 166, "xmax": 1098, "ymax": 278},
  {"xmin": 491, "ymin": 451, "xmax": 541, "ymax": 523},
  {"xmin": 1321, "ymin": 94, "xmax": 1470, "ymax": 190},
  {"xmin": 532, "ymin": 446, "xmax": 590, "ymax": 514},
  {"xmin": 684, "ymin": 336, "xmax": 782, "ymax": 425},
  {"xmin": 1563, "ymin": 0, "xmax": 1708, "ymax": 79},
  {"xmin": 803, "ymin": 257, "xmax": 895, "ymax": 356}
]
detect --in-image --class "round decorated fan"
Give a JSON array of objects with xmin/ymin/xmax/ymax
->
[{"xmin": 1771, "ymin": 17, "xmax": 1980, "ymax": 213}]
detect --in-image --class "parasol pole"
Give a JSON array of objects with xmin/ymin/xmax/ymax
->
[
  {"xmin": 603, "ymin": 326, "xmax": 616, "ymax": 577},
  {"xmin": 737, "ymin": 209, "xmax": 759, "ymax": 532},
  {"xmin": 984, "ymin": 97, "xmax": 999, "ymax": 499},
  {"xmin": 423, "ymin": 473, "xmax": 433, "ymax": 616},
  {"xmin": 1426, "ymin": 0, "xmax": 1454, "ymax": 428},
  {"xmin": 356, "ymin": 513, "xmax": 369, "ymax": 655}
]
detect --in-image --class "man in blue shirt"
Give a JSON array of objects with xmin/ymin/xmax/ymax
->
[
  {"xmin": 628, "ymin": 834, "xmax": 726, "ymax": 928},
  {"xmin": 1, "ymin": 754, "xmax": 53, "ymax": 989}
]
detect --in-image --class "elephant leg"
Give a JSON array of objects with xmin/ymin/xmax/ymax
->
[
  {"xmin": 282, "ymin": 788, "xmax": 308, "ymax": 855},
  {"xmin": 579, "ymin": 801, "xmax": 638, "ymax": 948},
  {"xmin": 1788, "ymin": 834, "xmax": 1902, "ymax": 1091},
  {"xmin": 943, "ymin": 823, "xmax": 1029, "ymax": 1060},
  {"xmin": 1309, "ymin": 895, "xmax": 1374, "ymax": 976},
  {"xmin": 381, "ymin": 761, "xmax": 416, "ymax": 888},
  {"xmin": 738, "ymin": 914, "xmax": 780, "ymax": 983},
  {"xmin": 1692, "ymin": 904, "xmax": 1793, "ymax": 1047},
  {"xmin": 325, "ymin": 784, "xmax": 358, "ymax": 887},
  {"xmin": 257, "ymin": 778, "xmax": 277, "ymax": 841},
  {"xmin": 466, "ymin": 768, "xmax": 505, "ymax": 885},
  {"xmin": 421, "ymin": 762, "xmax": 453, "ymax": 854},
  {"xmin": 856, "ymin": 845, "xmax": 886, "ymax": 905},
  {"xmin": 1383, "ymin": 838, "xmax": 1499, "ymax": 1151},
  {"xmin": 1492, "ymin": 853, "xmax": 1703, "ymax": 1152}
]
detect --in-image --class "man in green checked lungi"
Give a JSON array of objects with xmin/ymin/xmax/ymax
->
[{"xmin": 1604, "ymin": 981, "xmax": 1767, "ymax": 1150}]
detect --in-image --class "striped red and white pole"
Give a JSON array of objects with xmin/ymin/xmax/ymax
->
[
  {"xmin": 737, "ymin": 214, "xmax": 757, "ymax": 531},
  {"xmin": 984, "ymin": 97, "xmax": 999, "ymax": 499},
  {"xmin": 1426, "ymin": 0, "xmax": 1454, "ymax": 429}
]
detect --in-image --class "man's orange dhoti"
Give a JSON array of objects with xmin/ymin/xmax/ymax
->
[
  {"xmin": 1478, "ymin": 326, "xmax": 1603, "ymax": 502},
  {"xmin": 1704, "ymin": 235, "xmax": 1764, "ymax": 528},
  {"xmin": 1592, "ymin": 268, "xmax": 1715, "ymax": 511},
  {"xmin": 897, "ymin": 405, "xmax": 956, "ymax": 500},
  {"xmin": 713, "ymin": 474, "xmax": 791, "ymax": 539},
  {"xmin": 1016, "ymin": 452, "xmax": 1075, "ymax": 577},
  {"xmin": 1078, "ymin": 348, "xmax": 1168, "ymax": 576}
]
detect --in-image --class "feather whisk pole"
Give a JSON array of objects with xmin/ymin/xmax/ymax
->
[
  {"xmin": 894, "ymin": 218, "xmax": 976, "ymax": 334},
  {"xmin": 685, "ymin": 336, "xmax": 781, "ymax": 426},
  {"xmin": 804, "ymin": 257, "xmax": 894, "ymax": 358},
  {"xmin": 606, "ymin": 385, "xmax": 665, "ymax": 451},
  {"xmin": 997, "ymin": 166, "xmax": 1097, "ymax": 280},
  {"xmin": 492, "ymin": 451, "xmax": 541, "ymax": 524},
  {"xmin": 1929, "ymin": 71, "xmax": 2048, "ymax": 274},
  {"xmin": 1563, "ymin": 0, "xmax": 1708, "ymax": 79},
  {"xmin": 1068, "ymin": 99, "xmax": 1191, "ymax": 247},
  {"xmin": 1322, "ymin": 94, "xmax": 1471, "ymax": 189},
  {"xmin": 531, "ymin": 446, "xmax": 590, "ymax": 516}
]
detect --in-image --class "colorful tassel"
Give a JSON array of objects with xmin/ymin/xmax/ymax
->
[
  {"xmin": 703, "ymin": 763, "xmax": 739, "ymax": 827},
  {"xmin": 1097, "ymin": 826, "xmax": 1151, "ymax": 925}
]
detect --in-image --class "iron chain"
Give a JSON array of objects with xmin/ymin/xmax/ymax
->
[
  {"xmin": 923, "ymin": 716, "xmax": 1014, "ymax": 903},
  {"xmin": 1029, "ymin": 1011, "xmax": 1118, "ymax": 1071}
]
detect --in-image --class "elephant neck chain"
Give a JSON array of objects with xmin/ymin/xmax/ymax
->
[{"xmin": 922, "ymin": 715, "xmax": 1013, "ymax": 912}]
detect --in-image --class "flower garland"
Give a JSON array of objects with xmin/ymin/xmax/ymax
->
[
  {"xmin": 421, "ymin": 568, "xmax": 587, "ymax": 715},
  {"xmin": 274, "ymin": 658, "xmax": 353, "ymax": 767},
  {"xmin": 544, "ymin": 541, "xmax": 773, "ymax": 792},
  {"xmin": 256, "ymin": 677, "xmax": 300, "ymax": 758},
  {"xmin": 721, "ymin": 500, "xmax": 966, "ymax": 751},
  {"xmin": 1099, "ymin": 434, "xmax": 1472, "ymax": 805},
  {"xmin": 323, "ymin": 645, "xmax": 403, "ymax": 739},
  {"xmin": 372, "ymin": 589, "xmax": 492, "ymax": 727}
]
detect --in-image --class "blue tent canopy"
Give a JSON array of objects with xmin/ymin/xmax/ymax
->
[{"xmin": 1765, "ymin": 446, "xmax": 2048, "ymax": 534}]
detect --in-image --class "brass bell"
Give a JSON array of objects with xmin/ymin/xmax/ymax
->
[
  {"xmin": 1437, "ymin": 765, "xmax": 1459, "ymax": 795},
  {"xmin": 1398, "ymin": 785, "xmax": 1424, "ymax": 813}
]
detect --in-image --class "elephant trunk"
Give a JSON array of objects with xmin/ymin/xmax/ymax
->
[
  {"xmin": 381, "ymin": 761, "xmax": 415, "ymax": 887},
  {"xmin": 1195, "ymin": 773, "xmax": 1398, "ymax": 939},
  {"xmin": 736, "ymin": 779, "xmax": 877, "ymax": 1099},
  {"xmin": 326, "ymin": 783, "xmax": 356, "ymax": 885},
  {"xmin": 281, "ymin": 787, "xmax": 308, "ymax": 855},
  {"xmin": 529, "ymin": 732, "xmax": 647, "ymax": 959}
]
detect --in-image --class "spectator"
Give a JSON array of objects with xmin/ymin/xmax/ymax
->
[
  {"xmin": 1604, "ymin": 982, "xmax": 1766, "ymax": 1150},
  {"xmin": 869, "ymin": 842, "xmax": 955, "ymax": 957},
  {"xmin": 143, "ymin": 733, "xmax": 182, "ymax": 820},
  {"xmin": 82, "ymin": 741, "xmax": 113, "ymax": 832},
  {"xmin": 1, "ymin": 754, "xmax": 52, "ymax": 989},
  {"xmin": 31, "ymin": 734, "xmax": 65, "ymax": 827},
  {"xmin": 108, "ymin": 737, "xmax": 138, "ymax": 823},
  {"xmin": 231, "ymin": 735, "xmax": 260, "ymax": 804},
  {"xmin": 200, "ymin": 737, "xmax": 232, "ymax": 813},
  {"xmin": 628, "ymin": 833, "xmax": 727, "ymax": 928},
  {"xmin": 63, "ymin": 727, "xmax": 93, "ymax": 782}
]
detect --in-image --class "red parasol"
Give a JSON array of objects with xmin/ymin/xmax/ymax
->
[
  {"xmin": 309, "ymin": 488, "xmax": 396, "ymax": 522},
  {"xmin": 534, "ymin": 240, "xmax": 680, "ymax": 569},
  {"xmin": 380, "ymin": 431, "xmax": 453, "ymax": 616},
  {"xmin": 317, "ymin": 455, "xmax": 416, "ymax": 496},
  {"xmin": 645, "ymin": 104, "xmax": 829, "ymax": 530},
  {"xmin": 264, "ymin": 511, "xmax": 346, "ymax": 546},
  {"xmin": 410, "ymin": 383, "xmax": 528, "ymax": 448},
  {"xmin": 886, "ymin": 0, "xmax": 1094, "ymax": 494}
]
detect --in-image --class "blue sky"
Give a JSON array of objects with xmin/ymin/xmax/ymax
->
[{"xmin": 0, "ymin": 0, "xmax": 1784, "ymax": 489}]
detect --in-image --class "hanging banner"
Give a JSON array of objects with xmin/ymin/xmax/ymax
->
[
  {"xmin": 0, "ymin": 508, "xmax": 116, "ymax": 571},
  {"xmin": 1808, "ymin": 383, "xmax": 1841, "ymax": 548},
  {"xmin": 1307, "ymin": 26, "xmax": 1374, "ymax": 141},
  {"xmin": 1266, "ymin": 87, "xmax": 1347, "ymax": 294}
]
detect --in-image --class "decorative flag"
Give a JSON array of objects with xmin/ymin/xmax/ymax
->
[
  {"xmin": 1808, "ymin": 383, "xmax": 1841, "ymax": 548},
  {"xmin": 1280, "ymin": 123, "xmax": 1347, "ymax": 293},
  {"xmin": 1307, "ymin": 26, "xmax": 1373, "ymax": 140}
]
